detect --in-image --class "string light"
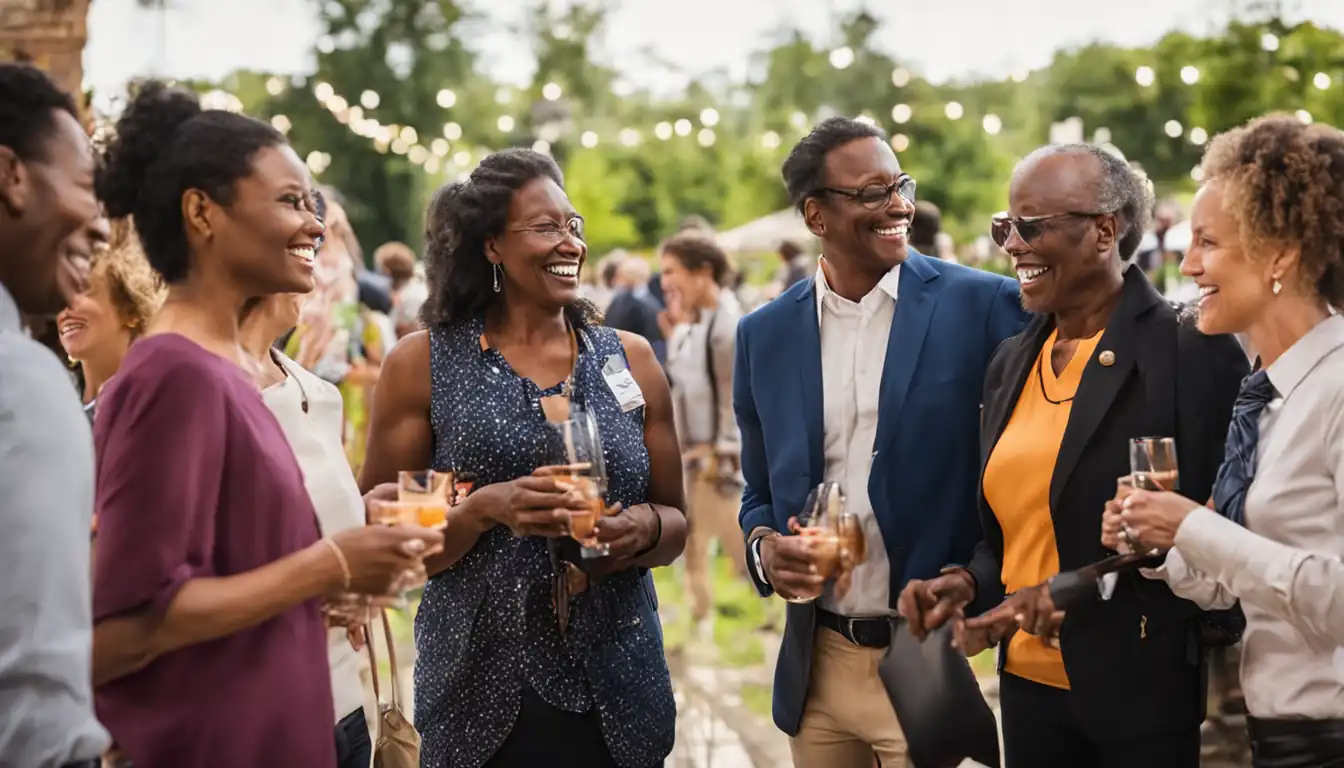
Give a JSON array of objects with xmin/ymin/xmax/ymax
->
[
  {"xmin": 982, "ymin": 114, "xmax": 1002, "ymax": 135},
  {"xmin": 1135, "ymin": 66, "xmax": 1155, "ymax": 87},
  {"xmin": 1189, "ymin": 127, "xmax": 1208, "ymax": 145},
  {"xmin": 829, "ymin": 46, "xmax": 854, "ymax": 70},
  {"xmin": 944, "ymin": 102, "xmax": 964, "ymax": 120},
  {"xmin": 497, "ymin": 115, "xmax": 515, "ymax": 132},
  {"xmin": 271, "ymin": 114, "xmax": 292, "ymax": 134},
  {"xmin": 654, "ymin": 121, "xmax": 673, "ymax": 140},
  {"xmin": 891, "ymin": 68, "xmax": 910, "ymax": 87},
  {"xmin": 1180, "ymin": 66, "xmax": 1200, "ymax": 84},
  {"xmin": 697, "ymin": 128, "xmax": 716, "ymax": 147},
  {"xmin": 1261, "ymin": 33, "xmax": 1280, "ymax": 51},
  {"xmin": 891, "ymin": 134, "xmax": 910, "ymax": 152},
  {"xmin": 673, "ymin": 118, "xmax": 693, "ymax": 137},
  {"xmin": 1297, "ymin": 110, "xmax": 1313, "ymax": 124},
  {"xmin": 699, "ymin": 108, "xmax": 720, "ymax": 127},
  {"xmin": 266, "ymin": 77, "xmax": 286, "ymax": 96},
  {"xmin": 1164, "ymin": 120, "xmax": 1183, "ymax": 138},
  {"xmin": 436, "ymin": 89, "xmax": 457, "ymax": 108},
  {"xmin": 891, "ymin": 103, "xmax": 912, "ymax": 124},
  {"xmin": 580, "ymin": 130, "xmax": 599, "ymax": 148},
  {"xmin": 360, "ymin": 90, "xmax": 380, "ymax": 109},
  {"xmin": 1314, "ymin": 72, "xmax": 1332, "ymax": 90},
  {"xmin": 619, "ymin": 128, "xmax": 641, "ymax": 147},
  {"xmin": 761, "ymin": 131, "xmax": 781, "ymax": 149},
  {"xmin": 542, "ymin": 82, "xmax": 563, "ymax": 101}
]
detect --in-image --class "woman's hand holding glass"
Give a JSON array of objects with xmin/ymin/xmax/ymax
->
[
  {"xmin": 471, "ymin": 474, "xmax": 592, "ymax": 538},
  {"xmin": 1118, "ymin": 489, "xmax": 1202, "ymax": 551},
  {"xmin": 594, "ymin": 502, "xmax": 659, "ymax": 559},
  {"xmin": 323, "ymin": 523, "xmax": 445, "ymax": 597}
]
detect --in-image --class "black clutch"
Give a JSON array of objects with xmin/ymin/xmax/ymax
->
[{"xmin": 877, "ymin": 621, "xmax": 1001, "ymax": 768}]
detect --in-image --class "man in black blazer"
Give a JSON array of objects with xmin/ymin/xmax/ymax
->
[{"xmin": 900, "ymin": 145, "xmax": 1248, "ymax": 767}]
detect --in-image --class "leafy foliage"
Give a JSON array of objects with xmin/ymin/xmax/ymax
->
[{"xmin": 197, "ymin": 3, "xmax": 1344, "ymax": 268}]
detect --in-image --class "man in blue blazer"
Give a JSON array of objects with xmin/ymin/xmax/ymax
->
[{"xmin": 735, "ymin": 117, "xmax": 1029, "ymax": 766}]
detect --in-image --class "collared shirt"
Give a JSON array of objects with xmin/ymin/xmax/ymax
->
[
  {"xmin": 0, "ymin": 283, "xmax": 109, "ymax": 766},
  {"xmin": 1154, "ymin": 314, "xmax": 1344, "ymax": 719},
  {"xmin": 815, "ymin": 261, "xmax": 901, "ymax": 617}
]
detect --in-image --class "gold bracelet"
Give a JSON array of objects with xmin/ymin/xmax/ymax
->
[{"xmin": 320, "ymin": 538, "xmax": 352, "ymax": 591}]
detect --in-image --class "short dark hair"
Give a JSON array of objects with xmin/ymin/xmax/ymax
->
[
  {"xmin": 782, "ymin": 117, "xmax": 886, "ymax": 214},
  {"xmin": 778, "ymin": 239, "xmax": 803, "ymax": 260},
  {"xmin": 910, "ymin": 201, "xmax": 941, "ymax": 248},
  {"xmin": 660, "ymin": 231, "xmax": 731, "ymax": 285},
  {"xmin": 422, "ymin": 149, "xmax": 600, "ymax": 328},
  {"xmin": 97, "ymin": 81, "xmax": 287, "ymax": 284},
  {"xmin": 0, "ymin": 63, "xmax": 79, "ymax": 162}
]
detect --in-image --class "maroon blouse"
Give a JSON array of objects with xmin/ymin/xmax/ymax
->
[{"xmin": 92, "ymin": 335, "xmax": 334, "ymax": 767}]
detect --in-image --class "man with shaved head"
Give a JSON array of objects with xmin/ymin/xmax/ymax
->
[{"xmin": 603, "ymin": 254, "xmax": 665, "ymax": 362}]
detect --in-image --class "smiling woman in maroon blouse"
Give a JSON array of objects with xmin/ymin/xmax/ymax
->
[{"xmin": 88, "ymin": 82, "xmax": 443, "ymax": 768}]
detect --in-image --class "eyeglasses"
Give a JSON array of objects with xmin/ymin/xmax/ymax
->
[
  {"xmin": 819, "ymin": 175, "xmax": 917, "ymax": 210},
  {"xmin": 513, "ymin": 217, "xmax": 586, "ymax": 243},
  {"xmin": 990, "ymin": 210, "xmax": 1113, "ymax": 248}
]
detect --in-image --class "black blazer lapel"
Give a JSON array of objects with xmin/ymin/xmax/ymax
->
[{"xmin": 1048, "ymin": 267, "xmax": 1164, "ymax": 513}]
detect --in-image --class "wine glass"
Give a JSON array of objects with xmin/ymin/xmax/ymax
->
[
  {"xmin": 783, "ymin": 482, "xmax": 845, "ymax": 604},
  {"xmin": 398, "ymin": 470, "xmax": 452, "ymax": 529},
  {"xmin": 544, "ymin": 408, "xmax": 610, "ymax": 558},
  {"xmin": 1130, "ymin": 437, "xmax": 1180, "ymax": 492}
]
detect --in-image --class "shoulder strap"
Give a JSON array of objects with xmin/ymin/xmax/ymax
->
[{"xmin": 704, "ymin": 309, "xmax": 720, "ymax": 441}]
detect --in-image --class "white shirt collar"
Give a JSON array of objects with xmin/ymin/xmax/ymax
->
[{"xmin": 814, "ymin": 258, "xmax": 900, "ymax": 321}]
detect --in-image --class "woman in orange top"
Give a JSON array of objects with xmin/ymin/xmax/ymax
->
[{"xmin": 898, "ymin": 144, "xmax": 1247, "ymax": 767}]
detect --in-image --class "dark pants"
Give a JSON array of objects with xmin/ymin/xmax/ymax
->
[
  {"xmin": 999, "ymin": 673, "xmax": 1200, "ymax": 768},
  {"xmin": 335, "ymin": 707, "xmax": 372, "ymax": 768},
  {"xmin": 485, "ymin": 687, "xmax": 625, "ymax": 768},
  {"xmin": 1249, "ymin": 717, "xmax": 1344, "ymax": 768}
]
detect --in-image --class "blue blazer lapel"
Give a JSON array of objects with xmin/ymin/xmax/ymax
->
[
  {"xmin": 875, "ymin": 254, "xmax": 942, "ymax": 456},
  {"xmin": 794, "ymin": 279, "xmax": 825, "ymax": 484}
]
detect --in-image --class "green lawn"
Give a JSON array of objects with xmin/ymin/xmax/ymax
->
[{"xmin": 653, "ymin": 553, "xmax": 784, "ymax": 669}]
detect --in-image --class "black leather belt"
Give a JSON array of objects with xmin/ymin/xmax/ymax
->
[
  {"xmin": 817, "ymin": 607, "xmax": 891, "ymax": 648},
  {"xmin": 1248, "ymin": 716, "xmax": 1344, "ymax": 767}
]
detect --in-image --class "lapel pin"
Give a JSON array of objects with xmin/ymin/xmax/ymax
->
[{"xmin": 1099, "ymin": 350, "xmax": 1116, "ymax": 367}]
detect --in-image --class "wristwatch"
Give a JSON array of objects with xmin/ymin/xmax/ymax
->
[{"xmin": 747, "ymin": 527, "xmax": 777, "ymax": 596}]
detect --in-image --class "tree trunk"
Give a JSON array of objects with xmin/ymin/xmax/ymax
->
[{"xmin": 0, "ymin": 0, "xmax": 92, "ymax": 106}]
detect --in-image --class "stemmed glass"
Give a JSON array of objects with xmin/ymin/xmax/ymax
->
[
  {"xmin": 543, "ymin": 409, "xmax": 610, "ymax": 558},
  {"xmin": 1129, "ymin": 436, "xmax": 1180, "ymax": 492},
  {"xmin": 784, "ymin": 482, "xmax": 848, "ymax": 604},
  {"xmin": 367, "ymin": 469, "xmax": 452, "ymax": 607}
]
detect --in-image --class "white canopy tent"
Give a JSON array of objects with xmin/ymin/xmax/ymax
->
[{"xmin": 715, "ymin": 209, "xmax": 817, "ymax": 254}]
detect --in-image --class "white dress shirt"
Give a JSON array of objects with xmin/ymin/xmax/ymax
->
[
  {"xmin": 815, "ymin": 261, "xmax": 901, "ymax": 617},
  {"xmin": 263, "ymin": 353, "xmax": 368, "ymax": 723},
  {"xmin": 1147, "ymin": 314, "xmax": 1344, "ymax": 719}
]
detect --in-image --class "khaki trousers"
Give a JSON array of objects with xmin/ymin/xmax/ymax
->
[
  {"xmin": 683, "ymin": 461, "xmax": 747, "ymax": 622},
  {"xmin": 790, "ymin": 627, "xmax": 908, "ymax": 768}
]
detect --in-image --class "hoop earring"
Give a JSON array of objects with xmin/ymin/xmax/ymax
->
[
  {"xmin": 492, "ymin": 263, "xmax": 503, "ymax": 293},
  {"xmin": 1272, "ymin": 278, "xmax": 1283, "ymax": 295}
]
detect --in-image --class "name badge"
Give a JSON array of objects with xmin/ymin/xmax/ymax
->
[{"xmin": 602, "ymin": 354, "xmax": 645, "ymax": 412}]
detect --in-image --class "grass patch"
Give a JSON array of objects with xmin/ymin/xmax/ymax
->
[
  {"xmin": 653, "ymin": 552, "xmax": 783, "ymax": 669},
  {"xmin": 741, "ymin": 682, "xmax": 773, "ymax": 720}
]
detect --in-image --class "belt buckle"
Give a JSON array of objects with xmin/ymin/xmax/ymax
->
[{"xmin": 844, "ymin": 616, "xmax": 862, "ymax": 645}]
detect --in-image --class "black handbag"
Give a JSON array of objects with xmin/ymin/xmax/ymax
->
[{"xmin": 877, "ymin": 621, "xmax": 1001, "ymax": 768}]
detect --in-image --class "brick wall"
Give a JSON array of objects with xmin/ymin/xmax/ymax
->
[{"xmin": 0, "ymin": 0, "xmax": 91, "ymax": 102}]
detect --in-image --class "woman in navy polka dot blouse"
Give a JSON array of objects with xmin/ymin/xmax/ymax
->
[{"xmin": 360, "ymin": 149, "xmax": 687, "ymax": 768}]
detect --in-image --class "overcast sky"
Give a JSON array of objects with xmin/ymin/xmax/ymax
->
[{"xmin": 84, "ymin": 0, "xmax": 1344, "ymax": 97}]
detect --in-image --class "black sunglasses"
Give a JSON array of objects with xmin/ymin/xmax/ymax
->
[
  {"xmin": 819, "ymin": 175, "xmax": 917, "ymax": 210},
  {"xmin": 990, "ymin": 210, "xmax": 1113, "ymax": 248}
]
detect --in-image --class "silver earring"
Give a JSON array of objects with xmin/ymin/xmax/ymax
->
[
  {"xmin": 492, "ymin": 263, "xmax": 502, "ymax": 293},
  {"xmin": 1273, "ymin": 278, "xmax": 1283, "ymax": 295}
]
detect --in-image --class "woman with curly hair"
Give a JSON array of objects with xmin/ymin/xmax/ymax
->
[
  {"xmin": 1110, "ymin": 114, "xmax": 1344, "ymax": 766},
  {"xmin": 360, "ymin": 148, "xmax": 686, "ymax": 768},
  {"xmin": 57, "ymin": 217, "xmax": 164, "ymax": 421}
]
